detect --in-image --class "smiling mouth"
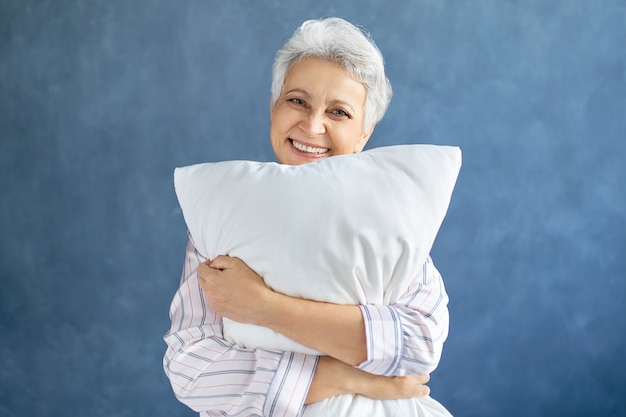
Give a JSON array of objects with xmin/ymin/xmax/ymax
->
[{"xmin": 290, "ymin": 139, "xmax": 330, "ymax": 155}]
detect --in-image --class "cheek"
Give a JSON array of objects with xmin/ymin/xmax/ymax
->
[
  {"xmin": 271, "ymin": 105, "xmax": 297, "ymax": 131},
  {"xmin": 270, "ymin": 118, "xmax": 289, "ymax": 146},
  {"xmin": 333, "ymin": 126, "xmax": 366, "ymax": 153}
]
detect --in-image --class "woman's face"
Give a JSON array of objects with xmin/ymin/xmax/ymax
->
[{"xmin": 270, "ymin": 57, "xmax": 374, "ymax": 165}]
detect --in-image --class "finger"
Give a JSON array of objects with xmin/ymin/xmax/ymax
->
[
  {"xmin": 209, "ymin": 255, "xmax": 233, "ymax": 270},
  {"xmin": 414, "ymin": 383, "xmax": 430, "ymax": 397},
  {"xmin": 197, "ymin": 263, "xmax": 220, "ymax": 287},
  {"xmin": 197, "ymin": 262, "xmax": 212, "ymax": 277}
]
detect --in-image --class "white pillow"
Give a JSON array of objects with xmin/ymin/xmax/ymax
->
[{"xmin": 174, "ymin": 144, "xmax": 461, "ymax": 355}]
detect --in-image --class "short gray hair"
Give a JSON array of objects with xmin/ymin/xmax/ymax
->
[{"xmin": 271, "ymin": 17, "xmax": 392, "ymax": 131}]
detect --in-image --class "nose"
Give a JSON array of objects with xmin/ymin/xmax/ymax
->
[{"xmin": 299, "ymin": 111, "xmax": 326, "ymax": 137}]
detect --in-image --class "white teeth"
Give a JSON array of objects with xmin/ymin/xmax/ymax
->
[{"xmin": 291, "ymin": 140, "xmax": 329, "ymax": 154}]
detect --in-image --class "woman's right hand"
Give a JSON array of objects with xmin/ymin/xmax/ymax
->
[{"xmin": 305, "ymin": 356, "xmax": 430, "ymax": 404}]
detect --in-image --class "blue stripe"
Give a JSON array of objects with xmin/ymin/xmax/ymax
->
[
  {"xmin": 176, "ymin": 289, "xmax": 185, "ymax": 332},
  {"xmin": 383, "ymin": 306, "xmax": 403, "ymax": 375},
  {"xmin": 401, "ymin": 355, "xmax": 438, "ymax": 367},
  {"xmin": 402, "ymin": 331, "xmax": 434, "ymax": 343},
  {"xmin": 269, "ymin": 352, "xmax": 293, "ymax": 416}
]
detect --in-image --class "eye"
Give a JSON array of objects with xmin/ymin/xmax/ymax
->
[
  {"xmin": 330, "ymin": 108, "xmax": 350, "ymax": 118},
  {"xmin": 288, "ymin": 98, "xmax": 306, "ymax": 106}
]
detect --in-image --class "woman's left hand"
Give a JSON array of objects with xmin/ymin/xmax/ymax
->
[{"xmin": 197, "ymin": 255, "xmax": 272, "ymax": 325}]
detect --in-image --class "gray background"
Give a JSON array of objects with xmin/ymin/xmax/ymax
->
[{"xmin": 1, "ymin": 1, "xmax": 625, "ymax": 416}]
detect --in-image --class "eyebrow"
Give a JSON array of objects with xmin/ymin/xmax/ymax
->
[
  {"xmin": 284, "ymin": 88, "xmax": 311, "ymax": 98},
  {"xmin": 284, "ymin": 88, "xmax": 357, "ymax": 114}
]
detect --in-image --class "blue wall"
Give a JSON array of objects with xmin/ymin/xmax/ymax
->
[{"xmin": 1, "ymin": 1, "xmax": 624, "ymax": 416}]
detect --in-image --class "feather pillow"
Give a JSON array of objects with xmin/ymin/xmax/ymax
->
[{"xmin": 174, "ymin": 144, "xmax": 461, "ymax": 355}]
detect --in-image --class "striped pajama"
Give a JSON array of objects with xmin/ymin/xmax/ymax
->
[{"xmin": 163, "ymin": 238, "xmax": 449, "ymax": 417}]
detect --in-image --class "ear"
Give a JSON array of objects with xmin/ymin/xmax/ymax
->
[{"xmin": 354, "ymin": 123, "xmax": 376, "ymax": 153}]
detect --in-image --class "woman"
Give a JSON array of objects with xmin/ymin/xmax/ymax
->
[{"xmin": 164, "ymin": 17, "xmax": 450, "ymax": 416}]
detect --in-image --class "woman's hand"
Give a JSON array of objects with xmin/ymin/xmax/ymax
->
[
  {"xmin": 305, "ymin": 356, "xmax": 430, "ymax": 404},
  {"xmin": 197, "ymin": 255, "xmax": 273, "ymax": 325}
]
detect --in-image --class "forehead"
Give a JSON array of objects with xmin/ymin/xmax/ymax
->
[{"xmin": 283, "ymin": 57, "xmax": 366, "ymax": 107}]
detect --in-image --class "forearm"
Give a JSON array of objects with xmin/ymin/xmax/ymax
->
[
  {"xmin": 304, "ymin": 356, "xmax": 431, "ymax": 404},
  {"xmin": 259, "ymin": 291, "xmax": 368, "ymax": 366},
  {"xmin": 251, "ymin": 257, "xmax": 449, "ymax": 375}
]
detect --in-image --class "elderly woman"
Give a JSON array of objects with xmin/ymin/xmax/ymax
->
[{"xmin": 164, "ymin": 17, "xmax": 450, "ymax": 417}]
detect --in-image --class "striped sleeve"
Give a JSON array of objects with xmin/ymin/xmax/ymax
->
[
  {"xmin": 163, "ymin": 238, "xmax": 318, "ymax": 417},
  {"xmin": 357, "ymin": 256, "xmax": 450, "ymax": 376}
]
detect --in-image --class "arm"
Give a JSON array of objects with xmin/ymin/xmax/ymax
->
[
  {"xmin": 200, "ymin": 255, "xmax": 449, "ymax": 377},
  {"xmin": 201, "ymin": 255, "xmax": 367, "ymax": 366},
  {"xmin": 163, "ymin": 238, "xmax": 318, "ymax": 417},
  {"xmin": 304, "ymin": 356, "xmax": 431, "ymax": 404},
  {"xmin": 303, "ymin": 258, "xmax": 448, "ymax": 402}
]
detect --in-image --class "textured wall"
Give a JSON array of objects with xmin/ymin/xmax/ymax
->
[{"xmin": 1, "ymin": 1, "xmax": 624, "ymax": 416}]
